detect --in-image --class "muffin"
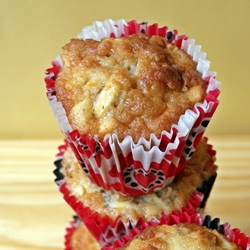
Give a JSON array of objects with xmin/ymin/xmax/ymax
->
[
  {"xmin": 113, "ymin": 222, "xmax": 245, "ymax": 250},
  {"xmin": 65, "ymin": 216, "xmax": 100, "ymax": 250},
  {"xmin": 109, "ymin": 214, "xmax": 250, "ymax": 249},
  {"xmin": 45, "ymin": 19, "xmax": 220, "ymax": 196},
  {"xmin": 65, "ymin": 214, "xmax": 250, "ymax": 250},
  {"xmin": 54, "ymin": 137, "xmax": 217, "ymax": 247}
]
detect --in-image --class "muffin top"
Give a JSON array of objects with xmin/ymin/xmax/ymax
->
[
  {"xmin": 55, "ymin": 33, "xmax": 207, "ymax": 142},
  {"xmin": 117, "ymin": 223, "xmax": 241, "ymax": 250},
  {"xmin": 60, "ymin": 138, "xmax": 217, "ymax": 221}
]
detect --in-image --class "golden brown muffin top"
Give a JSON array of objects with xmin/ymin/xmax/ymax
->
[
  {"xmin": 61, "ymin": 138, "xmax": 217, "ymax": 221},
  {"xmin": 117, "ymin": 223, "xmax": 240, "ymax": 250},
  {"xmin": 55, "ymin": 33, "xmax": 207, "ymax": 142},
  {"xmin": 70, "ymin": 222, "xmax": 100, "ymax": 250}
]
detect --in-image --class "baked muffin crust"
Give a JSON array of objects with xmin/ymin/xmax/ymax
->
[
  {"xmin": 60, "ymin": 138, "xmax": 217, "ymax": 221},
  {"xmin": 70, "ymin": 222, "xmax": 100, "ymax": 250},
  {"xmin": 55, "ymin": 33, "xmax": 207, "ymax": 142},
  {"xmin": 118, "ymin": 223, "xmax": 241, "ymax": 250}
]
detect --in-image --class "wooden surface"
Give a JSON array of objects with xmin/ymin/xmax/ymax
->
[{"xmin": 0, "ymin": 136, "xmax": 250, "ymax": 250}]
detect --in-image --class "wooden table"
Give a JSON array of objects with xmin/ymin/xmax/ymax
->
[{"xmin": 0, "ymin": 136, "xmax": 250, "ymax": 250}]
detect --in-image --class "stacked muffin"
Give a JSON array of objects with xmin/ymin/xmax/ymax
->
[
  {"xmin": 45, "ymin": 20, "xmax": 249, "ymax": 249},
  {"xmin": 54, "ymin": 137, "xmax": 217, "ymax": 246},
  {"xmin": 64, "ymin": 214, "xmax": 249, "ymax": 250}
]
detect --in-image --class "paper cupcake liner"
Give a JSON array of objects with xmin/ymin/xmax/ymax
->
[
  {"xmin": 104, "ymin": 211, "xmax": 202, "ymax": 249},
  {"xmin": 65, "ymin": 215, "xmax": 81, "ymax": 250},
  {"xmin": 224, "ymin": 225, "xmax": 250, "ymax": 250},
  {"xmin": 45, "ymin": 19, "xmax": 220, "ymax": 196},
  {"xmin": 54, "ymin": 137, "xmax": 217, "ymax": 247},
  {"xmin": 64, "ymin": 213, "xmax": 249, "ymax": 250},
  {"xmin": 103, "ymin": 214, "xmax": 250, "ymax": 250},
  {"xmin": 64, "ymin": 212, "xmax": 200, "ymax": 250},
  {"xmin": 61, "ymin": 187, "xmax": 216, "ymax": 248},
  {"xmin": 54, "ymin": 167, "xmax": 216, "ymax": 247},
  {"xmin": 59, "ymin": 182, "xmax": 203, "ymax": 248}
]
